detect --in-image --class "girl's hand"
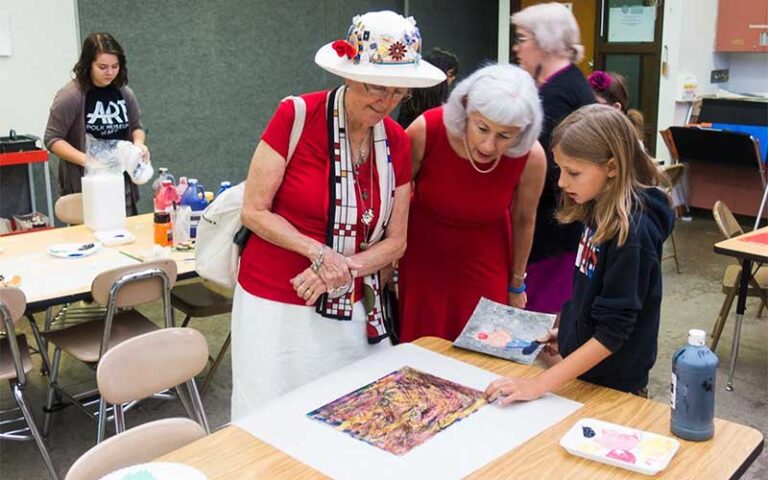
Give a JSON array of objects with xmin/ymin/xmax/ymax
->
[
  {"xmin": 508, "ymin": 291, "xmax": 527, "ymax": 309},
  {"xmin": 538, "ymin": 328, "xmax": 559, "ymax": 356},
  {"xmin": 485, "ymin": 377, "xmax": 547, "ymax": 404},
  {"xmin": 379, "ymin": 263, "xmax": 396, "ymax": 288},
  {"xmin": 290, "ymin": 268, "xmax": 327, "ymax": 306}
]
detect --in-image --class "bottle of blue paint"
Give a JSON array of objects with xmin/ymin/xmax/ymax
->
[{"xmin": 670, "ymin": 329, "xmax": 719, "ymax": 441}]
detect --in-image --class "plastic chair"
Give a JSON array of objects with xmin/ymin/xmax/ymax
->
[
  {"xmin": 659, "ymin": 163, "xmax": 686, "ymax": 273},
  {"xmin": 171, "ymin": 282, "xmax": 232, "ymax": 395},
  {"xmin": 54, "ymin": 193, "xmax": 84, "ymax": 226},
  {"xmin": 41, "ymin": 259, "xmax": 178, "ymax": 443},
  {"xmin": 0, "ymin": 287, "xmax": 58, "ymax": 479},
  {"xmin": 64, "ymin": 418, "xmax": 205, "ymax": 480},
  {"xmin": 65, "ymin": 328, "xmax": 210, "ymax": 480},
  {"xmin": 710, "ymin": 201, "xmax": 768, "ymax": 351}
]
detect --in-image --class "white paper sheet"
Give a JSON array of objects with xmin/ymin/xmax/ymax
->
[
  {"xmin": 236, "ymin": 343, "xmax": 583, "ymax": 480},
  {"xmin": 0, "ymin": 248, "xmax": 138, "ymax": 303}
]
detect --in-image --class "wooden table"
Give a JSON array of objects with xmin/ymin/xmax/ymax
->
[
  {"xmin": 157, "ymin": 337, "xmax": 764, "ymax": 479},
  {"xmin": 714, "ymin": 226, "xmax": 768, "ymax": 391},
  {"xmin": 0, "ymin": 213, "xmax": 197, "ymax": 311}
]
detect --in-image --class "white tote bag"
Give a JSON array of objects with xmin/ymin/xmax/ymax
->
[{"xmin": 195, "ymin": 96, "xmax": 306, "ymax": 288}]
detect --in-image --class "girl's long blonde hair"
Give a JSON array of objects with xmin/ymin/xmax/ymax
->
[{"xmin": 553, "ymin": 105, "xmax": 664, "ymax": 246}]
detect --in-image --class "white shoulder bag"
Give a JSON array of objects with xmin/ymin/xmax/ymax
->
[{"xmin": 195, "ymin": 96, "xmax": 306, "ymax": 288}]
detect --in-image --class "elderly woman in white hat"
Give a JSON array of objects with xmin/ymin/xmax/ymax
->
[{"xmin": 231, "ymin": 11, "xmax": 444, "ymax": 420}]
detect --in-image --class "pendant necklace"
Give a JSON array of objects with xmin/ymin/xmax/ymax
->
[
  {"xmin": 463, "ymin": 134, "xmax": 501, "ymax": 174},
  {"xmin": 350, "ymin": 129, "xmax": 374, "ymax": 250}
]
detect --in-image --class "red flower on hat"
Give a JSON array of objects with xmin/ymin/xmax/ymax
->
[
  {"xmin": 388, "ymin": 41, "xmax": 407, "ymax": 61},
  {"xmin": 588, "ymin": 71, "xmax": 612, "ymax": 91},
  {"xmin": 332, "ymin": 40, "xmax": 357, "ymax": 59}
]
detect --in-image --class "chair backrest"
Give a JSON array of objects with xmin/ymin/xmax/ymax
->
[
  {"xmin": 713, "ymin": 200, "xmax": 744, "ymax": 239},
  {"xmin": 54, "ymin": 193, "xmax": 84, "ymax": 225},
  {"xmin": 91, "ymin": 259, "xmax": 177, "ymax": 308},
  {"xmin": 96, "ymin": 328, "xmax": 209, "ymax": 405},
  {"xmin": 64, "ymin": 417, "xmax": 206, "ymax": 480},
  {"xmin": 0, "ymin": 287, "xmax": 29, "ymax": 383},
  {"xmin": 659, "ymin": 164, "xmax": 686, "ymax": 189},
  {"xmin": 0, "ymin": 286, "xmax": 26, "ymax": 324}
]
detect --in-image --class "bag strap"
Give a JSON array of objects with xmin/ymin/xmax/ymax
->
[{"xmin": 283, "ymin": 95, "xmax": 306, "ymax": 162}]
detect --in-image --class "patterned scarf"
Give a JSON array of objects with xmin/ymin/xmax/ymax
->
[{"xmin": 316, "ymin": 86, "xmax": 396, "ymax": 344}]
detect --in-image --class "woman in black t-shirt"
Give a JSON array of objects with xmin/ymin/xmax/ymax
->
[{"xmin": 44, "ymin": 32, "xmax": 148, "ymax": 215}]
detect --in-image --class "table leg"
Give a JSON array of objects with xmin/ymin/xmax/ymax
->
[{"xmin": 726, "ymin": 258, "xmax": 752, "ymax": 391}]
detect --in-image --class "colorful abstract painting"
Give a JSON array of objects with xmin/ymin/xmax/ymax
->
[{"xmin": 307, "ymin": 367, "xmax": 487, "ymax": 456}]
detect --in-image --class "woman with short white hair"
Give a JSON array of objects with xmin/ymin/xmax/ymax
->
[
  {"xmin": 398, "ymin": 64, "xmax": 546, "ymax": 342},
  {"xmin": 511, "ymin": 2, "xmax": 595, "ymax": 315}
]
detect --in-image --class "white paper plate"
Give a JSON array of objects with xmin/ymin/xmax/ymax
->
[
  {"xmin": 47, "ymin": 241, "xmax": 101, "ymax": 259},
  {"xmin": 0, "ymin": 245, "xmax": 4, "ymax": 254},
  {"xmin": 560, "ymin": 418, "xmax": 679, "ymax": 476},
  {"xmin": 99, "ymin": 462, "xmax": 207, "ymax": 480}
]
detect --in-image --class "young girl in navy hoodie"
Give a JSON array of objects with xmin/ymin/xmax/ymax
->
[{"xmin": 486, "ymin": 105, "xmax": 674, "ymax": 402}]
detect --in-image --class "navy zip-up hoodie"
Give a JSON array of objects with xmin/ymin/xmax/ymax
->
[{"xmin": 557, "ymin": 187, "xmax": 675, "ymax": 393}]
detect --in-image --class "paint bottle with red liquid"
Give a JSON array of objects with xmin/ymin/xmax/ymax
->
[{"xmin": 670, "ymin": 329, "xmax": 718, "ymax": 441}]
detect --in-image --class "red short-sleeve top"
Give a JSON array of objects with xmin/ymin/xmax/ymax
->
[{"xmin": 238, "ymin": 90, "xmax": 411, "ymax": 305}]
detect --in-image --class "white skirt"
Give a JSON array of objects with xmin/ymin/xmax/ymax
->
[{"xmin": 230, "ymin": 283, "xmax": 392, "ymax": 422}]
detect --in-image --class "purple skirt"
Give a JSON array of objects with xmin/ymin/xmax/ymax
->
[{"xmin": 525, "ymin": 252, "xmax": 576, "ymax": 314}]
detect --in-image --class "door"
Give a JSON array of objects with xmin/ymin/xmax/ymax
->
[{"xmin": 594, "ymin": 0, "xmax": 664, "ymax": 155}]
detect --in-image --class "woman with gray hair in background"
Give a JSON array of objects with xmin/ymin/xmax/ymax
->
[
  {"xmin": 398, "ymin": 64, "xmax": 546, "ymax": 342},
  {"xmin": 511, "ymin": 2, "xmax": 595, "ymax": 315}
]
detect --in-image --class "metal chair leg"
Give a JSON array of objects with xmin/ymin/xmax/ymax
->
[
  {"xmin": 186, "ymin": 378, "xmax": 210, "ymax": 434},
  {"xmin": 670, "ymin": 231, "xmax": 681, "ymax": 274},
  {"xmin": 42, "ymin": 348, "xmax": 62, "ymax": 437},
  {"xmin": 200, "ymin": 332, "xmax": 231, "ymax": 396},
  {"xmin": 180, "ymin": 314, "xmax": 192, "ymax": 328},
  {"xmin": 712, "ymin": 288, "xmax": 737, "ymax": 352},
  {"xmin": 13, "ymin": 382, "xmax": 60, "ymax": 480},
  {"xmin": 113, "ymin": 402, "xmax": 126, "ymax": 435},
  {"xmin": 96, "ymin": 397, "xmax": 107, "ymax": 444}
]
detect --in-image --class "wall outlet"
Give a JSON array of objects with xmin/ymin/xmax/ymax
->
[{"xmin": 711, "ymin": 69, "xmax": 729, "ymax": 83}]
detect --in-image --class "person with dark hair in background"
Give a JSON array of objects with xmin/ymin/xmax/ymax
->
[
  {"xmin": 510, "ymin": 3, "xmax": 595, "ymax": 315},
  {"xmin": 44, "ymin": 32, "xmax": 148, "ymax": 215},
  {"xmin": 396, "ymin": 48, "xmax": 459, "ymax": 129},
  {"xmin": 588, "ymin": 70, "xmax": 646, "ymax": 147}
]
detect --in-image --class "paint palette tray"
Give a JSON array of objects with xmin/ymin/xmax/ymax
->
[{"xmin": 560, "ymin": 418, "xmax": 680, "ymax": 476}]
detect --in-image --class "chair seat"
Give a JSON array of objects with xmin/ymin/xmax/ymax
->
[
  {"xmin": 171, "ymin": 283, "xmax": 232, "ymax": 317},
  {"xmin": 722, "ymin": 265, "xmax": 768, "ymax": 295},
  {"xmin": 44, "ymin": 311, "xmax": 159, "ymax": 363},
  {"xmin": 0, "ymin": 334, "xmax": 33, "ymax": 380}
]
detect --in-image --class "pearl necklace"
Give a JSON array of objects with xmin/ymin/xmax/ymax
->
[{"xmin": 463, "ymin": 135, "xmax": 501, "ymax": 174}]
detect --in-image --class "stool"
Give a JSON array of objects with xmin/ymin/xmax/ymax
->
[{"xmin": 171, "ymin": 282, "xmax": 232, "ymax": 395}]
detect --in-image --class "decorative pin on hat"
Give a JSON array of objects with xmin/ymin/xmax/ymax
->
[{"xmin": 315, "ymin": 11, "xmax": 446, "ymax": 88}]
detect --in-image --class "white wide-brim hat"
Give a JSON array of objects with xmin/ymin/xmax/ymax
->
[{"xmin": 315, "ymin": 11, "xmax": 446, "ymax": 88}]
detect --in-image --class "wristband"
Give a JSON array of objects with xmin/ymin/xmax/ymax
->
[{"xmin": 507, "ymin": 282, "xmax": 526, "ymax": 294}]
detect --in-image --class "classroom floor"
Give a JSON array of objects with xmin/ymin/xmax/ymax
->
[{"xmin": 0, "ymin": 212, "xmax": 766, "ymax": 479}]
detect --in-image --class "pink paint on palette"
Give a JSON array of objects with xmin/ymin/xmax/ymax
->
[{"xmin": 560, "ymin": 418, "xmax": 680, "ymax": 475}]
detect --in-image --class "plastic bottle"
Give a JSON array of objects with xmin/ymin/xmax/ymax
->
[
  {"xmin": 176, "ymin": 176, "xmax": 189, "ymax": 197},
  {"xmin": 154, "ymin": 180, "xmax": 180, "ymax": 212},
  {"xmin": 670, "ymin": 329, "xmax": 719, "ymax": 441},
  {"xmin": 153, "ymin": 211, "xmax": 172, "ymax": 246},
  {"xmin": 180, "ymin": 178, "xmax": 208, "ymax": 238},
  {"xmin": 216, "ymin": 181, "xmax": 232, "ymax": 198},
  {"xmin": 151, "ymin": 168, "xmax": 175, "ymax": 194}
]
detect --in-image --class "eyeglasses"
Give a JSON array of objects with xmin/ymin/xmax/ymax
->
[
  {"xmin": 362, "ymin": 83, "xmax": 412, "ymax": 103},
  {"xmin": 514, "ymin": 34, "xmax": 532, "ymax": 45}
]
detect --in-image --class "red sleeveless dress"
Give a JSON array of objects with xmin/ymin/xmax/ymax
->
[{"xmin": 398, "ymin": 107, "xmax": 529, "ymax": 342}]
